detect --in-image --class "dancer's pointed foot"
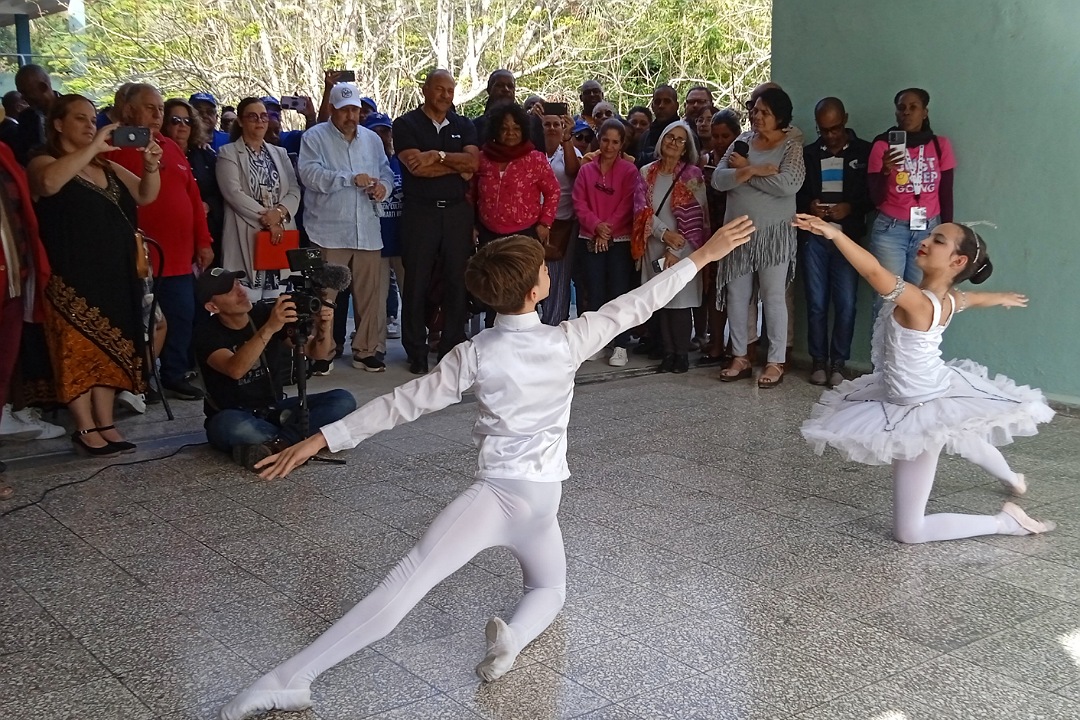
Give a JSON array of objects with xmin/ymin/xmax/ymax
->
[
  {"xmin": 999, "ymin": 501, "xmax": 1055, "ymax": 536},
  {"xmin": 1002, "ymin": 472, "xmax": 1027, "ymax": 497},
  {"xmin": 475, "ymin": 616, "xmax": 519, "ymax": 682},
  {"xmin": 219, "ymin": 679, "xmax": 311, "ymax": 720}
]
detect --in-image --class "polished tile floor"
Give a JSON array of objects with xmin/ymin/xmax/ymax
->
[{"xmin": 1, "ymin": 371, "xmax": 1078, "ymax": 719}]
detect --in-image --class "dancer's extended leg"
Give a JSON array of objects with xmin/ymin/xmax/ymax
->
[
  {"xmin": 221, "ymin": 478, "xmax": 562, "ymax": 720},
  {"xmin": 893, "ymin": 445, "xmax": 1010, "ymax": 543},
  {"xmin": 477, "ymin": 483, "xmax": 566, "ymax": 681},
  {"xmin": 957, "ymin": 438, "xmax": 1026, "ymax": 495}
]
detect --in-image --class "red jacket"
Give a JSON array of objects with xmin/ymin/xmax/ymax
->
[
  {"xmin": 0, "ymin": 142, "xmax": 50, "ymax": 322},
  {"xmin": 112, "ymin": 134, "xmax": 212, "ymax": 277},
  {"xmin": 475, "ymin": 150, "xmax": 560, "ymax": 234}
]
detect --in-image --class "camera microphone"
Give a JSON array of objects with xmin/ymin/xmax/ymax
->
[{"xmin": 308, "ymin": 263, "xmax": 352, "ymax": 292}]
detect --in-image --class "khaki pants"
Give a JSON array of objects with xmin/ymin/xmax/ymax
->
[
  {"xmin": 379, "ymin": 255, "xmax": 406, "ymax": 328},
  {"xmin": 318, "ymin": 246, "xmax": 384, "ymax": 358}
]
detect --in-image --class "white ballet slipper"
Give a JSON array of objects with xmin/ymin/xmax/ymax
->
[
  {"xmin": 219, "ymin": 687, "xmax": 311, "ymax": 720},
  {"xmin": 1005, "ymin": 472, "xmax": 1027, "ymax": 497},
  {"xmin": 475, "ymin": 616, "xmax": 518, "ymax": 682},
  {"xmin": 1001, "ymin": 501, "xmax": 1055, "ymax": 535}
]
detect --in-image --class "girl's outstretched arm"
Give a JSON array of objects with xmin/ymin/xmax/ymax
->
[
  {"xmin": 794, "ymin": 214, "xmax": 934, "ymax": 325},
  {"xmin": 953, "ymin": 290, "xmax": 1028, "ymax": 311}
]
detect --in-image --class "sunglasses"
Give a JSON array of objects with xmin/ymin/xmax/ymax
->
[
  {"xmin": 573, "ymin": 133, "xmax": 592, "ymax": 141},
  {"xmin": 243, "ymin": 112, "xmax": 271, "ymax": 122},
  {"xmin": 594, "ymin": 181, "xmax": 615, "ymax": 196},
  {"xmin": 168, "ymin": 116, "xmax": 193, "ymax": 126}
]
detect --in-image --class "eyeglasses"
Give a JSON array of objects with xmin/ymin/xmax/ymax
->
[
  {"xmin": 243, "ymin": 112, "xmax": 270, "ymax": 122},
  {"xmin": 663, "ymin": 135, "xmax": 687, "ymax": 146},
  {"xmin": 168, "ymin": 116, "xmax": 192, "ymax": 126},
  {"xmin": 594, "ymin": 181, "xmax": 615, "ymax": 195}
]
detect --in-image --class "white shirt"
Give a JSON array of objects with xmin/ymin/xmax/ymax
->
[
  {"xmin": 547, "ymin": 145, "xmax": 581, "ymax": 221},
  {"xmin": 321, "ymin": 258, "xmax": 700, "ymax": 482},
  {"xmin": 297, "ymin": 121, "xmax": 395, "ymax": 251}
]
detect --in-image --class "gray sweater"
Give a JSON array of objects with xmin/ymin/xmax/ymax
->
[{"xmin": 712, "ymin": 130, "xmax": 805, "ymax": 287}]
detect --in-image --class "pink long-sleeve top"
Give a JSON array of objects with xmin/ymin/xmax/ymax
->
[
  {"xmin": 475, "ymin": 150, "xmax": 561, "ymax": 234},
  {"xmin": 572, "ymin": 158, "xmax": 638, "ymax": 239}
]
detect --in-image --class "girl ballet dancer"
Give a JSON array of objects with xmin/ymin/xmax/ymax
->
[
  {"xmin": 794, "ymin": 213, "xmax": 1055, "ymax": 544},
  {"xmin": 219, "ymin": 218, "xmax": 756, "ymax": 720}
]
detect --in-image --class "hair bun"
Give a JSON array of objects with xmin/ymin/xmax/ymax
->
[{"xmin": 970, "ymin": 257, "xmax": 993, "ymax": 285}]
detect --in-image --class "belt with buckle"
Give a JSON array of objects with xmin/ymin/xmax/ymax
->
[{"xmin": 410, "ymin": 197, "xmax": 463, "ymax": 209}]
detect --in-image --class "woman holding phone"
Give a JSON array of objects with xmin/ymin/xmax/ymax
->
[
  {"xmin": 27, "ymin": 94, "xmax": 162, "ymax": 456},
  {"xmin": 867, "ymin": 88, "xmax": 955, "ymax": 314}
]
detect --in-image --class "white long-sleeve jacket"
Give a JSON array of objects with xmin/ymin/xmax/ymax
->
[{"xmin": 320, "ymin": 258, "xmax": 700, "ymax": 482}]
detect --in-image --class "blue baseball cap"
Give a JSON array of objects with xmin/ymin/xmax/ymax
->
[
  {"xmin": 572, "ymin": 119, "xmax": 592, "ymax": 135},
  {"xmin": 260, "ymin": 95, "xmax": 281, "ymax": 109},
  {"xmin": 189, "ymin": 92, "xmax": 217, "ymax": 107},
  {"xmin": 363, "ymin": 112, "xmax": 392, "ymax": 131},
  {"xmin": 360, "ymin": 97, "xmax": 378, "ymax": 112}
]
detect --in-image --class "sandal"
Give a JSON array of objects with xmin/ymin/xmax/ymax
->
[
  {"xmin": 94, "ymin": 425, "xmax": 136, "ymax": 454},
  {"xmin": 720, "ymin": 356, "xmax": 752, "ymax": 382},
  {"xmin": 757, "ymin": 362, "xmax": 785, "ymax": 389}
]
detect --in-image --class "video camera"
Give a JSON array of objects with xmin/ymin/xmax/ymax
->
[{"xmin": 285, "ymin": 247, "xmax": 332, "ymax": 333}]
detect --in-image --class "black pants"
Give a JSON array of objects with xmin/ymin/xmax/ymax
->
[
  {"xmin": 400, "ymin": 200, "xmax": 474, "ymax": 361},
  {"xmin": 658, "ymin": 307, "xmax": 693, "ymax": 355}
]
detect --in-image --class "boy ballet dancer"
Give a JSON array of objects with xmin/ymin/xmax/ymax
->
[{"xmin": 219, "ymin": 216, "xmax": 756, "ymax": 719}]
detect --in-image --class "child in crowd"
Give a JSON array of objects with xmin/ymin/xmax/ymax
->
[
  {"xmin": 795, "ymin": 213, "xmax": 1055, "ymax": 544},
  {"xmin": 220, "ymin": 217, "xmax": 756, "ymax": 720}
]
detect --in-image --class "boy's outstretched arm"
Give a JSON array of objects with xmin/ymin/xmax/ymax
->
[
  {"xmin": 255, "ymin": 343, "xmax": 479, "ymax": 479},
  {"xmin": 565, "ymin": 216, "xmax": 754, "ymax": 364}
]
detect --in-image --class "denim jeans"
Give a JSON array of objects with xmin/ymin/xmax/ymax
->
[
  {"xmin": 802, "ymin": 235, "xmax": 858, "ymax": 366},
  {"xmin": 205, "ymin": 389, "xmax": 357, "ymax": 452},
  {"xmin": 869, "ymin": 213, "xmax": 939, "ymax": 316},
  {"xmin": 155, "ymin": 274, "xmax": 196, "ymax": 385},
  {"xmin": 581, "ymin": 240, "xmax": 634, "ymax": 347}
]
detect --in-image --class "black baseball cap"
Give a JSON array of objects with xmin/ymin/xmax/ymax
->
[{"xmin": 196, "ymin": 267, "xmax": 246, "ymax": 303}]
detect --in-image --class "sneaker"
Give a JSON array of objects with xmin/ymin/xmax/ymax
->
[
  {"xmin": 310, "ymin": 359, "xmax": 334, "ymax": 376},
  {"xmin": 163, "ymin": 380, "xmax": 205, "ymax": 401},
  {"xmin": 809, "ymin": 361, "xmax": 828, "ymax": 386},
  {"xmin": 828, "ymin": 365, "xmax": 846, "ymax": 387},
  {"xmin": 353, "ymin": 354, "xmax": 386, "ymax": 372},
  {"xmin": 116, "ymin": 391, "xmax": 147, "ymax": 414},
  {"xmin": 183, "ymin": 369, "xmax": 198, "ymax": 381},
  {"xmin": 386, "ymin": 317, "xmax": 401, "ymax": 339},
  {"xmin": 1, "ymin": 404, "xmax": 42, "ymax": 440},
  {"xmin": 231, "ymin": 442, "xmax": 273, "ymax": 472},
  {"xmin": 12, "ymin": 407, "xmax": 66, "ymax": 440},
  {"xmin": 609, "ymin": 347, "xmax": 629, "ymax": 367}
]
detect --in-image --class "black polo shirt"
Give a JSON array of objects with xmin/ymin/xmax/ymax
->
[{"xmin": 393, "ymin": 107, "xmax": 477, "ymax": 201}]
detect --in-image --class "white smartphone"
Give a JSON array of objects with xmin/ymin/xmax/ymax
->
[{"xmin": 887, "ymin": 130, "xmax": 906, "ymax": 159}]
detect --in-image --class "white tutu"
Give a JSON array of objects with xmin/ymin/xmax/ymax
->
[
  {"xmin": 802, "ymin": 291, "xmax": 1054, "ymax": 466},
  {"xmin": 802, "ymin": 359, "xmax": 1055, "ymax": 466}
]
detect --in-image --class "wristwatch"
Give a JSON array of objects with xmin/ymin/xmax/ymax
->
[{"xmin": 438, "ymin": 151, "xmax": 446, "ymax": 164}]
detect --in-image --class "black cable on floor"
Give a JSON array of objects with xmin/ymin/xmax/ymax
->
[{"xmin": 0, "ymin": 442, "xmax": 209, "ymax": 519}]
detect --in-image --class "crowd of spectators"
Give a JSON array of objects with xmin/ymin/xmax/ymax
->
[{"xmin": 0, "ymin": 61, "xmax": 956, "ymax": 491}]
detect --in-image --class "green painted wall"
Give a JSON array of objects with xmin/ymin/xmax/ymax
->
[{"xmin": 772, "ymin": 0, "xmax": 1080, "ymax": 404}]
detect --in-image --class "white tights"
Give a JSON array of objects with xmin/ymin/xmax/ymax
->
[
  {"xmin": 221, "ymin": 478, "xmax": 566, "ymax": 720},
  {"xmin": 892, "ymin": 439, "xmax": 1025, "ymax": 544}
]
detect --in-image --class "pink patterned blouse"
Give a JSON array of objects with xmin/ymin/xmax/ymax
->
[{"xmin": 476, "ymin": 150, "xmax": 561, "ymax": 235}]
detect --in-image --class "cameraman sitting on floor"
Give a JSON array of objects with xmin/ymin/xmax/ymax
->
[{"xmin": 194, "ymin": 268, "xmax": 357, "ymax": 470}]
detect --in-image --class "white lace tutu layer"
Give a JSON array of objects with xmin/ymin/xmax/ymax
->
[{"xmin": 801, "ymin": 359, "xmax": 1056, "ymax": 466}]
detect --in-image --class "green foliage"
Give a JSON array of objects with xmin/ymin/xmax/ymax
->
[{"xmin": 18, "ymin": 0, "xmax": 771, "ymax": 116}]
